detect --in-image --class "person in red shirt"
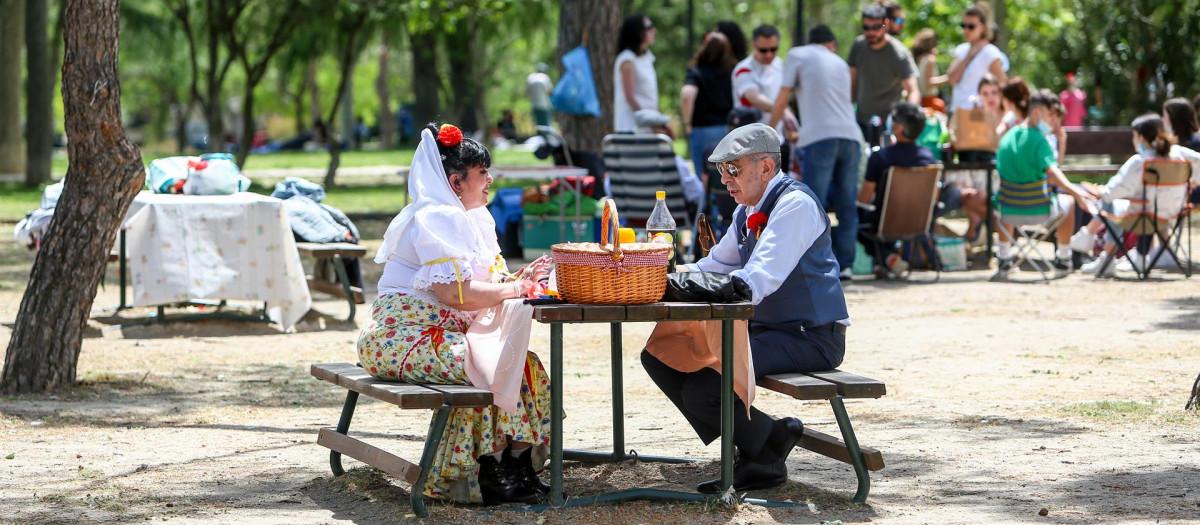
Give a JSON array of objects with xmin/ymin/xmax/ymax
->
[{"xmin": 1059, "ymin": 73, "xmax": 1087, "ymax": 127}]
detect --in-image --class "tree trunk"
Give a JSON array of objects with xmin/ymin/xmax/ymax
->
[
  {"xmin": 376, "ymin": 37, "xmax": 395, "ymax": 149},
  {"xmin": 409, "ymin": 28, "xmax": 441, "ymax": 131},
  {"xmin": 2, "ymin": 0, "xmax": 143, "ymax": 394},
  {"xmin": 235, "ymin": 85, "xmax": 256, "ymax": 168},
  {"xmin": 322, "ymin": 23, "xmax": 367, "ymax": 189},
  {"xmin": 25, "ymin": 0, "xmax": 53, "ymax": 187},
  {"xmin": 556, "ymin": 0, "xmax": 621, "ymax": 152},
  {"xmin": 307, "ymin": 59, "xmax": 321, "ymax": 127},
  {"xmin": 174, "ymin": 100, "xmax": 190, "ymax": 154},
  {"xmin": 1188, "ymin": 372, "xmax": 1200, "ymax": 410},
  {"xmin": 203, "ymin": 3, "xmax": 224, "ymax": 152},
  {"xmin": 991, "ymin": 0, "xmax": 1007, "ymax": 54},
  {"xmin": 0, "ymin": 0, "xmax": 26, "ymax": 176},
  {"xmin": 447, "ymin": 15, "xmax": 487, "ymax": 137}
]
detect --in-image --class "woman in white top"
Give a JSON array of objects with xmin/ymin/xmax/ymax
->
[
  {"xmin": 361, "ymin": 123, "xmax": 553, "ymax": 505},
  {"xmin": 1072, "ymin": 115, "xmax": 1200, "ymax": 275},
  {"xmin": 613, "ymin": 13, "xmax": 659, "ymax": 133},
  {"xmin": 943, "ymin": 6, "xmax": 1008, "ymax": 113}
]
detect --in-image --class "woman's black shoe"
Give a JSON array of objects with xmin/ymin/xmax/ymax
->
[
  {"xmin": 477, "ymin": 453, "xmax": 542, "ymax": 505},
  {"xmin": 506, "ymin": 446, "xmax": 551, "ymax": 498}
]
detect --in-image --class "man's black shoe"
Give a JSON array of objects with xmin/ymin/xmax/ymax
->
[
  {"xmin": 696, "ymin": 451, "xmax": 788, "ymax": 494},
  {"xmin": 771, "ymin": 417, "xmax": 805, "ymax": 463}
]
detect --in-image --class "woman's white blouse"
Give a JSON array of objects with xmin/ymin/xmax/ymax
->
[{"xmin": 377, "ymin": 205, "xmax": 496, "ymax": 298}]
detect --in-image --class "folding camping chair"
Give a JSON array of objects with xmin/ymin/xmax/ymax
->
[
  {"xmin": 602, "ymin": 134, "xmax": 692, "ymax": 261},
  {"xmin": 992, "ymin": 179, "xmax": 1069, "ymax": 282},
  {"xmin": 859, "ymin": 165, "xmax": 944, "ymax": 281},
  {"xmin": 1094, "ymin": 158, "xmax": 1193, "ymax": 280}
]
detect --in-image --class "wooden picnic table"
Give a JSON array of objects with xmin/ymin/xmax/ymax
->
[{"xmin": 530, "ymin": 302, "xmax": 753, "ymax": 508}]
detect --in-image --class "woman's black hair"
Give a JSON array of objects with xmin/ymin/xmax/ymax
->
[
  {"xmin": 618, "ymin": 14, "xmax": 650, "ymax": 55},
  {"xmin": 426, "ymin": 123, "xmax": 491, "ymax": 178},
  {"xmin": 1131, "ymin": 114, "xmax": 1176, "ymax": 157},
  {"xmin": 714, "ymin": 20, "xmax": 748, "ymax": 60},
  {"xmin": 1163, "ymin": 97, "xmax": 1199, "ymax": 141}
]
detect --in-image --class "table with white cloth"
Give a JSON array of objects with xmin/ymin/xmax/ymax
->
[{"xmin": 120, "ymin": 191, "xmax": 312, "ymax": 331}]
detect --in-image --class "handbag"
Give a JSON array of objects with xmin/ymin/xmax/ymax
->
[
  {"xmin": 952, "ymin": 106, "xmax": 999, "ymax": 152},
  {"xmin": 695, "ymin": 213, "xmax": 717, "ymax": 259}
]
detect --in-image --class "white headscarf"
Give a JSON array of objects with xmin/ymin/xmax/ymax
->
[{"xmin": 375, "ymin": 128, "xmax": 498, "ymax": 266}]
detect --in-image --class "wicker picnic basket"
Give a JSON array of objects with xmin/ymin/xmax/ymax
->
[{"xmin": 551, "ymin": 200, "xmax": 671, "ymax": 305}]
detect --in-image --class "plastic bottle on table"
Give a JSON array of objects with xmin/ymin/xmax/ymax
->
[{"xmin": 646, "ymin": 190, "xmax": 677, "ymax": 272}]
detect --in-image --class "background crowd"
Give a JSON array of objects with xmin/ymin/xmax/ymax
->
[{"xmin": 598, "ymin": 1, "xmax": 1200, "ymax": 281}]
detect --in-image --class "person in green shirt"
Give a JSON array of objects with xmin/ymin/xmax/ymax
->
[{"xmin": 994, "ymin": 90, "xmax": 1095, "ymax": 272}]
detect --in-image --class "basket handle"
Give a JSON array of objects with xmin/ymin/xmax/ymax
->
[{"xmin": 600, "ymin": 199, "xmax": 623, "ymax": 261}]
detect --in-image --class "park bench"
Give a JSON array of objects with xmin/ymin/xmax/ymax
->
[
  {"xmin": 311, "ymin": 362, "xmax": 494, "ymax": 518},
  {"xmin": 295, "ymin": 242, "xmax": 367, "ymax": 321},
  {"xmin": 1060, "ymin": 127, "xmax": 1133, "ymax": 178},
  {"xmin": 757, "ymin": 369, "xmax": 886, "ymax": 503}
]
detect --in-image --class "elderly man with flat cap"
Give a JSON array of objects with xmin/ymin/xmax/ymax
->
[{"xmin": 640, "ymin": 122, "xmax": 850, "ymax": 493}]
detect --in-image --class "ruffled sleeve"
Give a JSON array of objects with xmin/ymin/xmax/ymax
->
[{"xmin": 409, "ymin": 206, "xmax": 478, "ymax": 294}]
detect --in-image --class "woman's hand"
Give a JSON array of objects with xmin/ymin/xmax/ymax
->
[{"xmin": 522, "ymin": 255, "xmax": 553, "ymax": 284}]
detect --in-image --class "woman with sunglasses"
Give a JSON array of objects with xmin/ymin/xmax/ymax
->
[{"xmin": 944, "ymin": 6, "xmax": 1008, "ymax": 115}]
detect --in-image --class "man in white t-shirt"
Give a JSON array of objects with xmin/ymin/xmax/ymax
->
[
  {"xmin": 769, "ymin": 24, "xmax": 863, "ymax": 278},
  {"xmin": 526, "ymin": 63, "xmax": 554, "ymax": 127},
  {"xmin": 732, "ymin": 24, "xmax": 792, "ymax": 137}
]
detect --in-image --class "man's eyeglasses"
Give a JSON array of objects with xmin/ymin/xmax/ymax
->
[
  {"xmin": 960, "ymin": 22, "xmax": 979, "ymax": 30},
  {"xmin": 645, "ymin": 23, "xmax": 655, "ymax": 30},
  {"xmin": 717, "ymin": 157, "xmax": 762, "ymax": 178},
  {"xmin": 862, "ymin": 23, "xmax": 885, "ymax": 32},
  {"xmin": 756, "ymin": 46, "xmax": 779, "ymax": 54},
  {"xmin": 893, "ymin": 17, "xmax": 905, "ymax": 25}
]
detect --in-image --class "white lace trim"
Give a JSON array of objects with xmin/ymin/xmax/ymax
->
[{"xmin": 410, "ymin": 259, "xmax": 475, "ymax": 292}]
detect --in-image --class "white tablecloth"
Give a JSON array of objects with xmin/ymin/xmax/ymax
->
[{"xmin": 123, "ymin": 192, "xmax": 312, "ymax": 330}]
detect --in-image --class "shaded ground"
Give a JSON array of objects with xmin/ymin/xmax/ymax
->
[{"xmin": 1, "ymin": 221, "xmax": 1198, "ymax": 524}]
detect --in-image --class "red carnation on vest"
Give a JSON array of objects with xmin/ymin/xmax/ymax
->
[{"xmin": 747, "ymin": 212, "xmax": 768, "ymax": 238}]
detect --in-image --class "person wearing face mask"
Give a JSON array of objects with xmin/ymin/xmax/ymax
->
[
  {"xmin": 1068, "ymin": 114, "xmax": 1200, "ymax": 275},
  {"xmin": 993, "ymin": 91, "xmax": 1096, "ymax": 274}
]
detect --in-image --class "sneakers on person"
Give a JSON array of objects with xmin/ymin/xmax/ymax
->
[
  {"xmin": 884, "ymin": 253, "xmax": 909, "ymax": 275},
  {"xmin": 1115, "ymin": 251, "xmax": 1146, "ymax": 273},
  {"xmin": 990, "ymin": 256, "xmax": 1016, "ymax": 281},
  {"xmin": 1053, "ymin": 256, "xmax": 1074, "ymax": 273},
  {"xmin": 1069, "ymin": 230, "xmax": 1097, "ymax": 253},
  {"xmin": 839, "ymin": 268, "xmax": 853, "ymax": 281},
  {"xmin": 1080, "ymin": 254, "xmax": 1116, "ymax": 277}
]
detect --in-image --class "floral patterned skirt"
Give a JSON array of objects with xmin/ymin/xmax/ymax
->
[{"xmin": 356, "ymin": 292, "xmax": 552, "ymax": 503}]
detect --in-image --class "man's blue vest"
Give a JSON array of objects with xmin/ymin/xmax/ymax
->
[{"xmin": 733, "ymin": 175, "xmax": 848, "ymax": 327}]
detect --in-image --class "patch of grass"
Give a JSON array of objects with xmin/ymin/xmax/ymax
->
[{"xmin": 1064, "ymin": 400, "xmax": 1158, "ymax": 419}]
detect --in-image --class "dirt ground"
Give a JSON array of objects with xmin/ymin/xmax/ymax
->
[{"xmin": 1, "ymin": 220, "xmax": 1198, "ymax": 524}]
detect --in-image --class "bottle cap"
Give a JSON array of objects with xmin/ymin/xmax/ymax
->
[{"xmin": 656, "ymin": 191, "xmax": 665, "ymax": 199}]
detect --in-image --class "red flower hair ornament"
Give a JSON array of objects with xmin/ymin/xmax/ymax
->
[
  {"xmin": 747, "ymin": 212, "xmax": 768, "ymax": 238},
  {"xmin": 437, "ymin": 124, "xmax": 464, "ymax": 147}
]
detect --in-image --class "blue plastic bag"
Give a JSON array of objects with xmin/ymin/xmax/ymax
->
[{"xmin": 551, "ymin": 46, "xmax": 602, "ymax": 117}]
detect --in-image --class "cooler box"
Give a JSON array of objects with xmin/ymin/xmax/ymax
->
[{"xmin": 522, "ymin": 215, "xmax": 597, "ymax": 260}]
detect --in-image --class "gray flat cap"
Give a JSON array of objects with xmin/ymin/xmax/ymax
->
[{"xmin": 708, "ymin": 122, "xmax": 780, "ymax": 163}]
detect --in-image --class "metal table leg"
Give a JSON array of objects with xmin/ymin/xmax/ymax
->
[
  {"xmin": 720, "ymin": 319, "xmax": 734, "ymax": 493},
  {"xmin": 610, "ymin": 323, "xmax": 625, "ymax": 457},
  {"xmin": 330, "ymin": 253, "xmax": 356, "ymax": 321},
  {"xmin": 985, "ymin": 166, "xmax": 994, "ymax": 263},
  {"xmin": 329, "ymin": 390, "xmax": 359, "ymax": 476},
  {"xmin": 830, "ymin": 397, "xmax": 871, "ymax": 503},
  {"xmin": 549, "ymin": 322, "xmax": 565, "ymax": 506}
]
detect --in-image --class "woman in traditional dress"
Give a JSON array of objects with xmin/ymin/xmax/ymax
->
[{"xmin": 358, "ymin": 122, "xmax": 553, "ymax": 505}]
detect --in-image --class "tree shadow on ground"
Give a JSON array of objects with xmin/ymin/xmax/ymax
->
[
  {"xmin": 301, "ymin": 460, "xmax": 880, "ymax": 525},
  {"xmin": 1154, "ymin": 296, "xmax": 1200, "ymax": 331},
  {"xmin": 0, "ymin": 362, "xmax": 352, "ymax": 424},
  {"xmin": 81, "ymin": 307, "xmax": 359, "ymax": 339}
]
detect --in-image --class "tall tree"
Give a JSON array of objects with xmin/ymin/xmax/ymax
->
[
  {"xmin": 0, "ymin": 0, "xmax": 26, "ymax": 176},
  {"xmin": 319, "ymin": 0, "xmax": 389, "ymax": 188},
  {"xmin": 375, "ymin": 34, "xmax": 396, "ymax": 149},
  {"xmin": 556, "ymin": 0, "xmax": 621, "ymax": 152},
  {"xmin": 407, "ymin": 26, "xmax": 442, "ymax": 132},
  {"xmin": 168, "ymin": 0, "xmax": 242, "ymax": 153},
  {"xmin": 25, "ymin": 0, "xmax": 53, "ymax": 186},
  {"xmin": 3, "ymin": 0, "xmax": 144, "ymax": 394},
  {"xmin": 228, "ymin": 0, "xmax": 307, "ymax": 167}
]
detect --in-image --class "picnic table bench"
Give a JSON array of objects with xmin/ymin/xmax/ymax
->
[
  {"xmin": 310, "ymin": 362, "xmax": 493, "ymax": 518},
  {"xmin": 295, "ymin": 242, "xmax": 367, "ymax": 321},
  {"xmin": 310, "ymin": 303, "xmax": 886, "ymax": 517}
]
